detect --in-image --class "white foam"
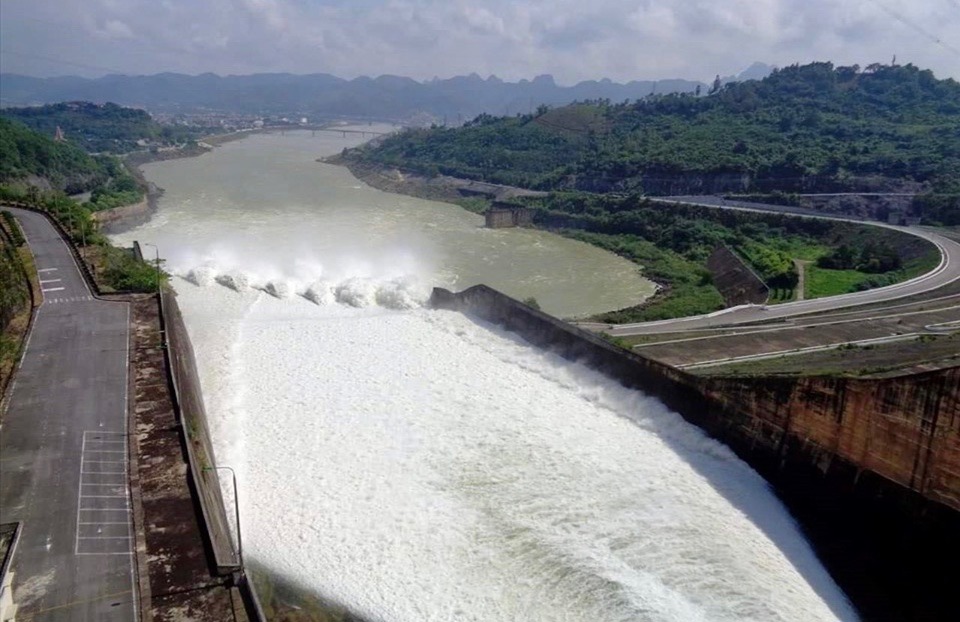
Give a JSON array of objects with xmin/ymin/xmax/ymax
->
[
  {"xmin": 170, "ymin": 282, "xmax": 858, "ymax": 622},
  {"xmin": 303, "ymin": 279, "xmax": 336, "ymax": 305},
  {"xmin": 215, "ymin": 270, "xmax": 251, "ymax": 293},
  {"xmin": 335, "ymin": 277, "xmax": 379, "ymax": 307},
  {"xmin": 262, "ymin": 279, "xmax": 293, "ymax": 299},
  {"xmin": 185, "ymin": 266, "xmax": 217, "ymax": 286}
]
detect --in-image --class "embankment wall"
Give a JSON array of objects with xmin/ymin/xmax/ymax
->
[
  {"xmin": 431, "ymin": 284, "xmax": 959, "ymax": 511},
  {"xmin": 91, "ymin": 197, "xmax": 151, "ymax": 226},
  {"xmin": 706, "ymin": 245, "xmax": 769, "ymax": 306},
  {"xmin": 159, "ymin": 286, "xmax": 267, "ymax": 620},
  {"xmin": 158, "ymin": 285, "xmax": 240, "ymax": 574},
  {"xmin": 431, "ymin": 284, "xmax": 960, "ymax": 618}
]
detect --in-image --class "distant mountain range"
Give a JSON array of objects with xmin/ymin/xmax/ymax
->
[{"xmin": 0, "ymin": 64, "xmax": 774, "ymax": 122}]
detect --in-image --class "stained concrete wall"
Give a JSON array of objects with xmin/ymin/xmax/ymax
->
[
  {"xmin": 158, "ymin": 285, "xmax": 240, "ymax": 574},
  {"xmin": 431, "ymin": 283, "xmax": 960, "ymax": 619},
  {"xmin": 706, "ymin": 245, "xmax": 769, "ymax": 306},
  {"xmin": 430, "ymin": 284, "xmax": 960, "ymax": 512}
]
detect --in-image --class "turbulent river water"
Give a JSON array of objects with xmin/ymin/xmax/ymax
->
[{"xmin": 112, "ymin": 129, "xmax": 857, "ymax": 621}]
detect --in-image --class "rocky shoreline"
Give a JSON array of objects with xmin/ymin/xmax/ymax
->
[{"xmin": 325, "ymin": 155, "xmax": 547, "ymax": 206}]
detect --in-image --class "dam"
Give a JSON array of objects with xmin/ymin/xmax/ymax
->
[{"xmin": 110, "ymin": 129, "xmax": 858, "ymax": 620}]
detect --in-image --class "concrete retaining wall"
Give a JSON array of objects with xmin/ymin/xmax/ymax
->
[
  {"xmin": 430, "ymin": 284, "xmax": 960, "ymax": 513},
  {"xmin": 706, "ymin": 245, "xmax": 769, "ymax": 306},
  {"xmin": 157, "ymin": 285, "xmax": 240, "ymax": 574},
  {"xmin": 431, "ymin": 283, "xmax": 960, "ymax": 618}
]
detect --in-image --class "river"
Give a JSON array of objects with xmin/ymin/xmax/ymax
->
[{"xmin": 111, "ymin": 128, "xmax": 856, "ymax": 621}]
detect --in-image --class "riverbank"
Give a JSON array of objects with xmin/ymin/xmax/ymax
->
[
  {"xmin": 328, "ymin": 156, "xmax": 547, "ymax": 208},
  {"xmin": 327, "ymin": 159, "xmax": 720, "ymax": 320}
]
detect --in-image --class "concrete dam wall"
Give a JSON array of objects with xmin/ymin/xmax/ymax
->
[{"xmin": 430, "ymin": 284, "xmax": 960, "ymax": 620}]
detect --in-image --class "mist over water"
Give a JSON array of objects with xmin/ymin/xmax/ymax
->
[{"xmin": 112, "ymin": 129, "xmax": 856, "ymax": 621}]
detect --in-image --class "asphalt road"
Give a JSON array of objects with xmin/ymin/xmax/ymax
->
[
  {"xmin": 586, "ymin": 196, "xmax": 960, "ymax": 336},
  {"xmin": 0, "ymin": 208, "xmax": 137, "ymax": 621}
]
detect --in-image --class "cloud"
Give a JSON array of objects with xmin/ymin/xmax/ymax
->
[
  {"xmin": 94, "ymin": 19, "xmax": 135, "ymax": 40},
  {"xmin": 1, "ymin": 0, "xmax": 958, "ymax": 82}
]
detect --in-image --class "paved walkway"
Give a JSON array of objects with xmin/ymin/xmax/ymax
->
[{"xmin": 0, "ymin": 208, "xmax": 137, "ymax": 621}]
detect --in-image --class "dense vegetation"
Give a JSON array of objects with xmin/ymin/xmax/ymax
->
[
  {"xmin": 519, "ymin": 192, "xmax": 938, "ymax": 321},
  {"xmin": 0, "ymin": 215, "xmax": 29, "ymax": 331},
  {"xmin": 0, "ymin": 102, "xmax": 199, "ymax": 153},
  {"xmin": 0, "ymin": 117, "xmax": 143, "ymax": 209},
  {"xmin": 0, "ymin": 119, "xmax": 161, "ymax": 292},
  {"xmin": 1, "ymin": 212, "xmax": 31, "ymax": 389},
  {"xmin": 352, "ymin": 62, "xmax": 960, "ymax": 225},
  {"xmin": 0, "ymin": 117, "xmax": 105, "ymax": 193}
]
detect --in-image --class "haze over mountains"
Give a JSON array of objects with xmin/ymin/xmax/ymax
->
[{"xmin": 0, "ymin": 64, "xmax": 773, "ymax": 121}]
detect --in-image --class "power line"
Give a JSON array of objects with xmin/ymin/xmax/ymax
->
[{"xmin": 864, "ymin": 0, "xmax": 960, "ymax": 57}]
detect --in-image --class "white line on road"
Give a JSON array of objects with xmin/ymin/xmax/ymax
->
[
  {"xmin": 39, "ymin": 278, "xmax": 62, "ymax": 284},
  {"xmin": 679, "ymin": 333, "xmax": 922, "ymax": 369},
  {"xmin": 42, "ymin": 287, "xmax": 65, "ymax": 292},
  {"xmin": 76, "ymin": 552, "xmax": 133, "ymax": 556},
  {"xmin": 79, "ymin": 521, "xmax": 130, "ymax": 527},
  {"xmin": 38, "ymin": 268, "xmax": 58, "ymax": 273}
]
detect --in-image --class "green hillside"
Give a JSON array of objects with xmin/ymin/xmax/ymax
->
[
  {"xmin": 0, "ymin": 116, "xmax": 106, "ymax": 193},
  {"xmin": 0, "ymin": 117, "xmax": 143, "ymax": 210},
  {"xmin": 351, "ymin": 62, "xmax": 960, "ymax": 224},
  {"xmin": 1, "ymin": 101, "xmax": 198, "ymax": 153}
]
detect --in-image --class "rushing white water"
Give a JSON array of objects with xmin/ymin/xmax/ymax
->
[
  {"xmin": 112, "ymin": 129, "xmax": 858, "ymax": 621},
  {"xmin": 169, "ymin": 274, "xmax": 855, "ymax": 622}
]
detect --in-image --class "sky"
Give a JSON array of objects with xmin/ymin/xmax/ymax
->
[{"xmin": 1, "ymin": 0, "xmax": 958, "ymax": 84}]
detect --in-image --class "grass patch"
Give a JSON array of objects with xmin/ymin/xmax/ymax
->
[
  {"xmin": 556, "ymin": 230, "xmax": 725, "ymax": 322},
  {"xmin": 769, "ymin": 238, "xmax": 831, "ymax": 261},
  {"xmin": 805, "ymin": 246, "xmax": 941, "ymax": 299},
  {"xmin": 805, "ymin": 266, "xmax": 874, "ymax": 298}
]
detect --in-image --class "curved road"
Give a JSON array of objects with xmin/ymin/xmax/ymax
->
[
  {"xmin": 590, "ymin": 196, "xmax": 960, "ymax": 337},
  {"xmin": 0, "ymin": 207, "xmax": 137, "ymax": 621}
]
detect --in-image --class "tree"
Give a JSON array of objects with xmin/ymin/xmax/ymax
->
[{"xmin": 709, "ymin": 74, "xmax": 722, "ymax": 95}]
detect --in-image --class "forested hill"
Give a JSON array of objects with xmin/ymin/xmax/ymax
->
[
  {"xmin": 0, "ymin": 117, "xmax": 106, "ymax": 192},
  {"xmin": 350, "ymin": 62, "xmax": 960, "ymax": 219},
  {"xmin": 0, "ymin": 117, "xmax": 144, "ymax": 211},
  {"xmin": 0, "ymin": 102, "xmax": 197, "ymax": 153}
]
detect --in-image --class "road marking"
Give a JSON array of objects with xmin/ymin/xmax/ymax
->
[
  {"xmin": 38, "ymin": 267, "xmax": 58, "ymax": 272},
  {"xmin": 80, "ymin": 521, "xmax": 130, "ymax": 527},
  {"xmin": 40, "ymin": 278, "xmax": 62, "ymax": 284},
  {"xmin": 42, "ymin": 286, "xmax": 65, "ymax": 292},
  {"xmin": 76, "ymin": 431, "xmax": 135, "ymax": 559},
  {"xmin": 680, "ymin": 333, "xmax": 922, "ymax": 369}
]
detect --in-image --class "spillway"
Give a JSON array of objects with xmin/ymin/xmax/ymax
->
[
  {"xmin": 111, "ymin": 129, "xmax": 858, "ymax": 621},
  {"xmin": 162, "ymin": 267, "xmax": 856, "ymax": 622}
]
